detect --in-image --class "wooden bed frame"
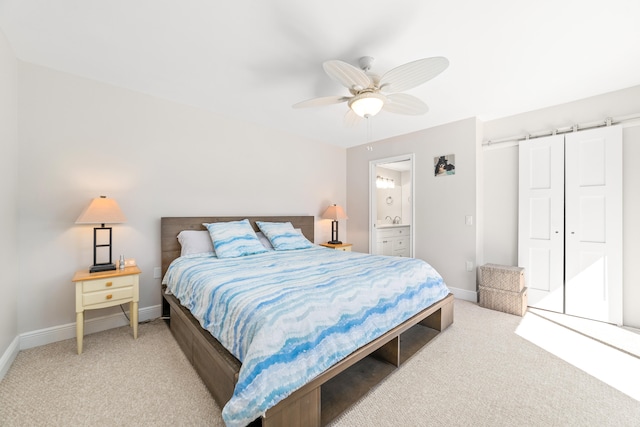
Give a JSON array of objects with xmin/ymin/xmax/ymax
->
[{"xmin": 161, "ymin": 216, "xmax": 454, "ymax": 427}]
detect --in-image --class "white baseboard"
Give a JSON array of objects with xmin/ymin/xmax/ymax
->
[
  {"xmin": 19, "ymin": 304, "xmax": 162, "ymax": 350},
  {"xmin": 0, "ymin": 335, "xmax": 20, "ymax": 381},
  {"xmin": 448, "ymin": 286, "xmax": 478, "ymax": 303}
]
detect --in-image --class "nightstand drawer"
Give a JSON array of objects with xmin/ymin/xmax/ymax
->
[
  {"xmin": 83, "ymin": 287, "xmax": 133, "ymax": 306},
  {"xmin": 82, "ymin": 275, "xmax": 135, "ymax": 293}
]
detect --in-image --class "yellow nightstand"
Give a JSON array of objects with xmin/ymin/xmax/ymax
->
[
  {"xmin": 72, "ymin": 266, "xmax": 141, "ymax": 354},
  {"xmin": 320, "ymin": 242, "xmax": 352, "ymax": 252}
]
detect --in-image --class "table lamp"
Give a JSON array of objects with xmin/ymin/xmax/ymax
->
[
  {"xmin": 321, "ymin": 204, "xmax": 348, "ymax": 244},
  {"xmin": 76, "ymin": 196, "xmax": 126, "ymax": 272}
]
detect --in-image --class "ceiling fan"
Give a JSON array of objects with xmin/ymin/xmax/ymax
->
[{"xmin": 293, "ymin": 56, "xmax": 449, "ymax": 124}]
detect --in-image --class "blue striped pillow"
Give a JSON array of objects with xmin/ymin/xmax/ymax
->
[
  {"xmin": 256, "ymin": 221, "xmax": 313, "ymax": 251},
  {"xmin": 204, "ymin": 219, "xmax": 267, "ymax": 259}
]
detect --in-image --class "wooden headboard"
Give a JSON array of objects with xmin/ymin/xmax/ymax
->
[{"xmin": 161, "ymin": 216, "xmax": 315, "ymax": 276}]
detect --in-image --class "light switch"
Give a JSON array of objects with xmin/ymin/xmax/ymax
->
[
  {"xmin": 465, "ymin": 215, "xmax": 473, "ymax": 226},
  {"xmin": 466, "ymin": 261, "xmax": 474, "ymax": 271},
  {"xmin": 153, "ymin": 267, "xmax": 161, "ymax": 279}
]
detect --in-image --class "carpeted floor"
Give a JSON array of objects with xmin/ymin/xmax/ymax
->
[{"xmin": 1, "ymin": 300, "xmax": 639, "ymax": 426}]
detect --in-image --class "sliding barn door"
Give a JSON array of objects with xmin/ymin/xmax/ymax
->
[
  {"xmin": 518, "ymin": 126, "xmax": 623, "ymax": 324},
  {"xmin": 564, "ymin": 126, "xmax": 623, "ymax": 324},
  {"xmin": 518, "ymin": 135, "xmax": 565, "ymax": 312}
]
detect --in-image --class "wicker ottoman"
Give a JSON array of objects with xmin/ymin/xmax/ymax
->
[{"xmin": 478, "ymin": 264, "xmax": 528, "ymax": 316}]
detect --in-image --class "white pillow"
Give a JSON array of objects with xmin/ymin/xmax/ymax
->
[{"xmin": 177, "ymin": 230, "xmax": 215, "ymax": 256}]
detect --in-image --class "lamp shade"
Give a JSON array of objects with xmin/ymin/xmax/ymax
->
[
  {"xmin": 321, "ymin": 204, "xmax": 348, "ymax": 221},
  {"xmin": 348, "ymin": 92, "xmax": 386, "ymax": 118},
  {"xmin": 76, "ymin": 196, "xmax": 126, "ymax": 225}
]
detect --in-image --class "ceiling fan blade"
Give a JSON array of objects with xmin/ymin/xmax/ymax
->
[
  {"xmin": 343, "ymin": 108, "xmax": 362, "ymax": 127},
  {"xmin": 383, "ymin": 93, "xmax": 429, "ymax": 115},
  {"xmin": 379, "ymin": 57, "xmax": 449, "ymax": 93},
  {"xmin": 323, "ymin": 60, "xmax": 372, "ymax": 91},
  {"xmin": 292, "ymin": 95, "xmax": 350, "ymax": 109}
]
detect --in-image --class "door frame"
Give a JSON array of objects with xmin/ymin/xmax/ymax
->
[{"xmin": 369, "ymin": 153, "xmax": 415, "ymax": 256}]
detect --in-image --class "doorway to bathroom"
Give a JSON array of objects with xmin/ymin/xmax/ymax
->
[{"xmin": 369, "ymin": 154, "xmax": 414, "ymax": 257}]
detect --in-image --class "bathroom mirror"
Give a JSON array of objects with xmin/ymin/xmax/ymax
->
[
  {"xmin": 369, "ymin": 154, "xmax": 414, "ymax": 257},
  {"xmin": 375, "ymin": 162, "xmax": 410, "ymax": 225}
]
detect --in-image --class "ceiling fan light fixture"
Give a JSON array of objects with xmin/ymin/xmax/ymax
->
[
  {"xmin": 295, "ymin": 56, "xmax": 448, "ymax": 120},
  {"xmin": 348, "ymin": 92, "xmax": 386, "ymax": 118}
]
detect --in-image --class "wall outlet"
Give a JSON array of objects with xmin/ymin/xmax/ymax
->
[{"xmin": 153, "ymin": 267, "xmax": 161, "ymax": 279}]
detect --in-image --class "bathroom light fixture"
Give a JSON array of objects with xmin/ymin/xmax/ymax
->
[
  {"xmin": 376, "ymin": 176, "xmax": 395, "ymax": 189},
  {"xmin": 76, "ymin": 196, "xmax": 126, "ymax": 272},
  {"xmin": 321, "ymin": 204, "xmax": 348, "ymax": 244}
]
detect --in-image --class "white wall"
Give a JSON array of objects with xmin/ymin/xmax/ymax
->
[
  {"xmin": 347, "ymin": 118, "xmax": 479, "ymax": 298},
  {"xmin": 482, "ymin": 85, "xmax": 640, "ymax": 328},
  {"xmin": 16, "ymin": 62, "xmax": 346, "ymax": 334},
  {"xmin": 0, "ymin": 29, "xmax": 19, "ymax": 372}
]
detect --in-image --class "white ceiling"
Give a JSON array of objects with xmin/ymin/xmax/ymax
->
[{"xmin": 2, "ymin": 0, "xmax": 640, "ymax": 148}]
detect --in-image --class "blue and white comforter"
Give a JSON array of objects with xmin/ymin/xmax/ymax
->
[{"xmin": 163, "ymin": 246, "xmax": 450, "ymax": 427}]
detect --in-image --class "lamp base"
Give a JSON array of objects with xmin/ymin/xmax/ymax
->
[
  {"xmin": 90, "ymin": 263, "xmax": 117, "ymax": 273},
  {"xmin": 327, "ymin": 240, "xmax": 342, "ymax": 245}
]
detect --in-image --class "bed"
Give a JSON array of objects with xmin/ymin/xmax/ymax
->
[{"xmin": 161, "ymin": 216, "xmax": 454, "ymax": 427}]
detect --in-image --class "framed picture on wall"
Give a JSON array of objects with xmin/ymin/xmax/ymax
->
[{"xmin": 434, "ymin": 154, "xmax": 455, "ymax": 177}]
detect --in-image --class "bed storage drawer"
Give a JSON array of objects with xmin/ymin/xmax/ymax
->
[
  {"xmin": 167, "ymin": 293, "xmax": 240, "ymax": 407},
  {"xmin": 169, "ymin": 305, "xmax": 193, "ymax": 360},
  {"xmin": 193, "ymin": 324, "xmax": 241, "ymax": 406}
]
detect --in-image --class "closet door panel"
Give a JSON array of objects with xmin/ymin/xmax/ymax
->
[
  {"xmin": 579, "ymin": 195, "xmax": 606, "ymax": 242},
  {"xmin": 518, "ymin": 135, "xmax": 564, "ymax": 312},
  {"xmin": 529, "ymin": 248, "xmax": 551, "ymax": 292},
  {"xmin": 565, "ymin": 126, "xmax": 622, "ymax": 324},
  {"xmin": 529, "ymin": 197, "xmax": 551, "ymax": 239}
]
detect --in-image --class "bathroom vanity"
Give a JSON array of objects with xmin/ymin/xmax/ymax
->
[{"xmin": 375, "ymin": 224, "xmax": 411, "ymax": 257}]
